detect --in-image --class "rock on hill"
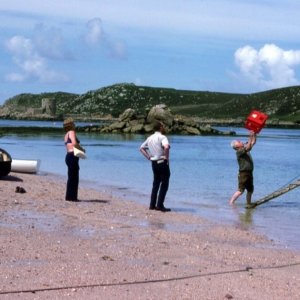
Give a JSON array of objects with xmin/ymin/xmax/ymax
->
[{"xmin": 0, "ymin": 83, "xmax": 300, "ymax": 123}]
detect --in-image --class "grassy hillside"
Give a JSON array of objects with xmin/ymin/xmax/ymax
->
[
  {"xmin": 4, "ymin": 92, "xmax": 77, "ymax": 108},
  {"xmin": 1, "ymin": 83, "xmax": 300, "ymax": 122}
]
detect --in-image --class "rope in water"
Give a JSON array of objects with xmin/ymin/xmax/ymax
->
[
  {"xmin": 248, "ymin": 176, "xmax": 300, "ymax": 208},
  {"xmin": 277, "ymin": 173, "xmax": 300, "ymax": 191}
]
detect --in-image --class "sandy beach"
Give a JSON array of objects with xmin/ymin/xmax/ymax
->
[{"xmin": 0, "ymin": 172, "xmax": 300, "ymax": 299}]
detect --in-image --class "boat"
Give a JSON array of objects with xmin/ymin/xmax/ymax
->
[
  {"xmin": 0, "ymin": 148, "xmax": 12, "ymax": 177},
  {"xmin": 11, "ymin": 159, "xmax": 41, "ymax": 174}
]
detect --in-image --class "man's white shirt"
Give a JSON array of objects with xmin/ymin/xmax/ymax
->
[{"xmin": 140, "ymin": 131, "xmax": 169, "ymax": 160}]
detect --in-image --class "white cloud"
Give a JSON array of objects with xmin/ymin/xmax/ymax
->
[
  {"xmin": 85, "ymin": 18, "xmax": 104, "ymax": 46},
  {"xmin": 5, "ymin": 35, "xmax": 69, "ymax": 83},
  {"xmin": 234, "ymin": 44, "xmax": 300, "ymax": 90},
  {"xmin": 84, "ymin": 18, "xmax": 127, "ymax": 59}
]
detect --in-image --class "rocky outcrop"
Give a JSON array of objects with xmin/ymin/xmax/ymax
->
[
  {"xmin": 147, "ymin": 104, "xmax": 174, "ymax": 126},
  {"xmin": 84, "ymin": 104, "xmax": 236, "ymax": 135}
]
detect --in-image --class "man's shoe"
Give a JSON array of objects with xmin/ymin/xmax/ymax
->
[
  {"xmin": 149, "ymin": 206, "xmax": 156, "ymax": 210},
  {"xmin": 156, "ymin": 206, "xmax": 171, "ymax": 212}
]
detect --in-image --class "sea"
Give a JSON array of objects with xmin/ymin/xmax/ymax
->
[{"xmin": 1, "ymin": 120, "xmax": 300, "ymax": 250}]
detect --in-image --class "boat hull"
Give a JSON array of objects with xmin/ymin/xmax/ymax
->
[{"xmin": 11, "ymin": 159, "xmax": 41, "ymax": 174}]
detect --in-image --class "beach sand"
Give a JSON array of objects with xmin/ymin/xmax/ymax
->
[{"xmin": 0, "ymin": 172, "xmax": 299, "ymax": 300}]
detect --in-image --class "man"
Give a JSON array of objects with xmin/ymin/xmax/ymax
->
[
  {"xmin": 229, "ymin": 131, "xmax": 257, "ymax": 206},
  {"xmin": 140, "ymin": 121, "xmax": 171, "ymax": 212}
]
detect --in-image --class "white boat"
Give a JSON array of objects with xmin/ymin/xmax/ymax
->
[{"xmin": 11, "ymin": 159, "xmax": 41, "ymax": 174}]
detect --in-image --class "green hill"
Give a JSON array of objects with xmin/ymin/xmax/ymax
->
[{"xmin": 1, "ymin": 83, "xmax": 300, "ymax": 123}]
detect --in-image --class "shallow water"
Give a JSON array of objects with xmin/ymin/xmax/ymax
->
[{"xmin": 1, "ymin": 122, "xmax": 300, "ymax": 250}]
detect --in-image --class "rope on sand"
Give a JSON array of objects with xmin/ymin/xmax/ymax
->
[
  {"xmin": 0, "ymin": 261, "xmax": 300, "ymax": 295},
  {"xmin": 247, "ymin": 178, "xmax": 300, "ymax": 209}
]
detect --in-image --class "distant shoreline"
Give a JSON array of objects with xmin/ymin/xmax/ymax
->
[{"xmin": 0, "ymin": 119, "xmax": 299, "ymax": 135}]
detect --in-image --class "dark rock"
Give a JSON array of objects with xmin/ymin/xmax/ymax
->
[
  {"xmin": 109, "ymin": 121, "xmax": 126, "ymax": 130},
  {"xmin": 119, "ymin": 108, "xmax": 136, "ymax": 122},
  {"xmin": 99, "ymin": 104, "xmax": 236, "ymax": 136}
]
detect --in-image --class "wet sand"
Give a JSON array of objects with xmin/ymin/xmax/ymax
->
[{"xmin": 0, "ymin": 172, "xmax": 300, "ymax": 299}]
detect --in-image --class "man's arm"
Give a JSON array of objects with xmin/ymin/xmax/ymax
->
[
  {"xmin": 245, "ymin": 131, "xmax": 256, "ymax": 151},
  {"xmin": 250, "ymin": 131, "xmax": 257, "ymax": 147},
  {"xmin": 140, "ymin": 147, "xmax": 151, "ymax": 160},
  {"xmin": 163, "ymin": 144, "xmax": 170, "ymax": 161}
]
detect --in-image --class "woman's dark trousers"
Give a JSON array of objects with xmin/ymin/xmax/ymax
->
[
  {"xmin": 65, "ymin": 152, "xmax": 79, "ymax": 200},
  {"xmin": 150, "ymin": 160, "xmax": 170, "ymax": 208}
]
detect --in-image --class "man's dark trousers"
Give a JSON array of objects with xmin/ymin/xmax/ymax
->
[{"xmin": 150, "ymin": 160, "xmax": 170, "ymax": 208}]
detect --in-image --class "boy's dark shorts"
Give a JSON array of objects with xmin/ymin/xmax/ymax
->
[{"xmin": 238, "ymin": 171, "xmax": 254, "ymax": 193}]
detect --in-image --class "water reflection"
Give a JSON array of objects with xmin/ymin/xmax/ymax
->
[
  {"xmin": 230, "ymin": 205, "xmax": 254, "ymax": 230},
  {"xmin": 238, "ymin": 209, "xmax": 254, "ymax": 228}
]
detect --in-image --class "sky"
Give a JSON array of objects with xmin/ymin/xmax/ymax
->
[{"xmin": 1, "ymin": 0, "xmax": 300, "ymax": 104}]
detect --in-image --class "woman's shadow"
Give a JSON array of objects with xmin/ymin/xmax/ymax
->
[{"xmin": 0, "ymin": 175, "xmax": 23, "ymax": 182}]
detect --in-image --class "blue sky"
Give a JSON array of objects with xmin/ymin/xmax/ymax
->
[{"xmin": 1, "ymin": 0, "xmax": 300, "ymax": 104}]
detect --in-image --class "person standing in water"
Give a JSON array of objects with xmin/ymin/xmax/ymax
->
[{"xmin": 229, "ymin": 131, "xmax": 257, "ymax": 207}]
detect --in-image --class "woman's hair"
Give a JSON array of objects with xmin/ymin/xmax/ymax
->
[{"xmin": 63, "ymin": 118, "xmax": 75, "ymax": 132}]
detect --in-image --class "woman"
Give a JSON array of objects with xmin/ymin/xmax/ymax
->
[{"xmin": 63, "ymin": 118, "xmax": 84, "ymax": 201}]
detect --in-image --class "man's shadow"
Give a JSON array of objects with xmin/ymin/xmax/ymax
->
[{"xmin": 78, "ymin": 199, "xmax": 110, "ymax": 204}]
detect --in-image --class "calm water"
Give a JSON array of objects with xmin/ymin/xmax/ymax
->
[{"xmin": 1, "ymin": 121, "xmax": 300, "ymax": 250}]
